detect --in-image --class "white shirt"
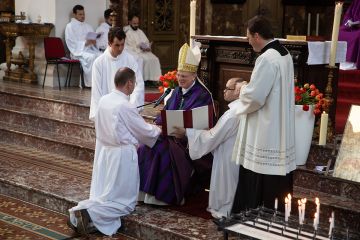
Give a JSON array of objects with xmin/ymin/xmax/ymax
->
[
  {"xmin": 96, "ymin": 22, "xmax": 111, "ymax": 50},
  {"xmin": 65, "ymin": 18, "xmax": 95, "ymax": 57},
  {"xmin": 89, "ymin": 48, "xmax": 144, "ymax": 120}
]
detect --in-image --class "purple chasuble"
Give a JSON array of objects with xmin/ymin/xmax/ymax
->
[
  {"xmin": 138, "ymin": 80, "xmax": 214, "ymax": 205},
  {"xmin": 339, "ymin": 0, "xmax": 360, "ymax": 69}
]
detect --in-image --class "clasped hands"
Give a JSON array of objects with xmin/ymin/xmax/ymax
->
[{"xmin": 170, "ymin": 126, "xmax": 186, "ymax": 139}]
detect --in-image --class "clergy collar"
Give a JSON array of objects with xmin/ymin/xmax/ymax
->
[
  {"xmin": 181, "ymin": 80, "xmax": 196, "ymax": 95},
  {"xmin": 113, "ymin": 89, "xmax": 130, "ymax": 100},
  {"xmin": 105, "ymin": 47, "xmax": 121, "ymax": 61},
  {"xmin": 260, "ymin": 39, "xmax": 288, "ymax": 56},
  {"xmin": 228, "ymin": 98, "xmax": 241, "ymax": 110}
]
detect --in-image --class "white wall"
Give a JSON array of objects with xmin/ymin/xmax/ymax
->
[{"xmin": 13, "ymin": 0, "xmax": 107, "ymax": 87}]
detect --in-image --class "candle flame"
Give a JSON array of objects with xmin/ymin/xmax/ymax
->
[
  {"xmin": 301, "ymin": 198, "xmax": 307, "ymax": 204},
  {"xmin": 298, "ymin": 200, "xmax": 301, "ymax": 205},
  {"xmin": 287, "ymin": 193, "xmax": 292, "ymax": 199},
  {"xmin": 315, "ymin": 197, "xmax": 320, "ymax": 204}
]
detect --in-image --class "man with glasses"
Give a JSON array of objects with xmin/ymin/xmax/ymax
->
[
  {"xmin": 89, "ymin": 27, "xmax": 144, "ymax": 120},
  {"xmin": 172, "ymin": 78, "xmax": 246, "ymax": 219},
  {"xmin": 137, "ymin": 43, "xmax": 215, "ymax": 206},
  {"xmin": 68, "ymin": 67, "xmax": 161, "ymax": 236}
]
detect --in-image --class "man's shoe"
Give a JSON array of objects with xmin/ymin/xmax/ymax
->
[{"xmin": 74, "ymin": 209, "xmax": 92, "ymax": 236}]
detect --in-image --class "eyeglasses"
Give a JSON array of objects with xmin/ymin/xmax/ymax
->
[{"xmin": 224, "ymin": 86, "xmax": 235, "ymax": 91}]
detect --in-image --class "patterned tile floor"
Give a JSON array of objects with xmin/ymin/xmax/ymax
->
[{"xmin": 0, "ymin": 194, "xmax": 137, "ymax": 240}]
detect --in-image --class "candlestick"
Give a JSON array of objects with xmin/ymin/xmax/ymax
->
[
  {"xmin": 313, "ymin": 213, "xmax": 318, "ymax": 230},
  {"xmin": 307, "ymin": 13, "xmax": 311, "ymax": 36},
  {"xmin": 274, "ymin": 198, "xmax": 278, "ymax": 210},
  {"xmin": 287, "ymin": 194, "xmax": 292, "ymax": 214},
  {"xmin": 316, "ymin": 13, "xmax": 319, "ymax": 36},
  {"xmin": 189, "ymin": 0, "xmax": 196, "ymax": 48},
  {"xmin": 319, "ymin": 111, "xmax": 328, "ymax": 145},
  {"xmin": 329, "ymin": 2, "xmax": 343, "ymax": 67},
  {"xmin": 301, "ymin": 198, "xmax": 307, "ymax": 223},
  {"xmin": 315, "ymin": 197, "xmax": 320, "ymax": 225},
  {"xmin": 298, "ymin": 200, "xmax": 302, "ymax": 224}
]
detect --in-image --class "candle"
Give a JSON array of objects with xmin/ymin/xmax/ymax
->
[
  {"xmin": 298, "ymin": 200, "xmax": 302, "ymax": 224},
  {"xmin": 275, "ymin": 198, "xmax": 278, "ymax": 210},
  {"xmin": 315, "ymin": 197, "xmax": 320, "ymax": 225},
  {"xmin": 316, "ymin": 13, "xmax": 320, "ymax": 36},
  {"xmin": 285, "ymin": 197, "xmax": 289, "ymax": 222},
  {"xmin": 319, "ymin": 111, "xmax": 328, "ymax": 145},
  {"xmin": 307, "ymin": 13, "xmax": 311, "ymax": 36},
  {"xmin": 287, "ymin": 194, "xmax": 292, "ymax": 214},
  {"xmin": 301, "ymin": 198, "xmax": 307, "ymax": 223},
  {"xmin": 189, "ymin": 0, "xmax": 196, "ymax": 48},
  {"xmin": 329, "ymin": 2, "xmax": 343, "ymax": 67},
  {"xmin": 329, "ymin": 211, "xmax": 335, "ymax": 236},
  {"xmin": 313, "ymin": 213, "xmax": 318, "ymax": 230}
]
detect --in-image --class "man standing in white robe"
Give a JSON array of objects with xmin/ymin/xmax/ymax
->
[
  {"xmin": 124, "ymin": 14, "xmax": 162, "ymax": 82},
  {"xmin": 96, "ymin": 9, "xmax": 113, "ymax": 51},
  {"xmin": 232, "ymin": 16, "xmax": 296, "ymax": 214},
  {"xmin": 172, "ymin": 78, "xmax": 246, "ymax": 219},
  {"xmin": 89, "ymin": 27, "xmax": 144, "ymax": 121},
  {"xmin": 68, "ymin": 67, "xmax": 161, "ymax": 236},
  {"xmin": 65, "ymin": 5, "xmax": 101, "ymax": 87}
]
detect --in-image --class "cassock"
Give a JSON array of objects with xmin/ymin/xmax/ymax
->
[
  {"xmin": 186, "ymin": 99, "xmax": 241, "ymax": 218},
  {"xmin": 89, "ymin": 48, "xmax": 144, "ymax": 120},
  {"xmin": 69, "ymin": 89, "xmax": 161, "ymax": 236},
  {"xmin": 232, "ymin": 40, "xmax": 296, "ymax": 213},
  {"xmin": 138, "ymin": 79, "xmax": 214, "ymax": 205},
  {"xmin": 96, "ymin": 22, "xmax": 111, "ymax": 51},
  {"xmin": 65, "ymin": 18, "xmax": 101, "ymax": 87},
  {"xmin": 124, "ymin": 25, "xmax": 162, "ymax": 81},
  {"xmin": 339, "ymin": 0, "xmax": 360, "ymax": 69}
]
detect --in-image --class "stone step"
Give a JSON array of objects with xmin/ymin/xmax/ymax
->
[
  {"xmin": 0, "ymin": 104, "xmax": 95, "ymax": 144},
  {"xmin": 0, "ymin": 142, "xmax": 222, "ymax": 240},
  {"xmin": 0, "ymin": 122, "xmax": 94, "ymax": 162}
]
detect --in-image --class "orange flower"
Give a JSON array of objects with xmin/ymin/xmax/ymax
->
[
  {"xmin": 158, "ymin": 70, "xmax": 178, "ymax": 91},
  {"xmin": 295, "ymin": 81, "xmax": 324, "ymax": 115},
  {"xmin": 158, "ymin": 86, "xmax": 164, "ymax": 93}
]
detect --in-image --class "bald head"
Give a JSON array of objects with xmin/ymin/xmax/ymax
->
[{"xmin": 223, "ymin": 77, "xmax": 246, "ymax": 102}]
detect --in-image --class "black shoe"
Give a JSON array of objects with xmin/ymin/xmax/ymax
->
[{"xmin": 74, "ymin": 209, "xmax": 92, "ymax": 236}]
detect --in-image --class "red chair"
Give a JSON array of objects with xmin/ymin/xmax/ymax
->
[{"xmin": 42, "ymin": 37, "xmax": 83, "ymax": 90}]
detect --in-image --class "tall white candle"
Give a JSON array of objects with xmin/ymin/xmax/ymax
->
[
  {"xmin": 329, "ymin": 2, "xmax": 343, "ymax": 66},
  {"xmin": 316, "ymin": 13, "xmax": 320, "ymax": 36},
  {"xmin": 301, "ymin": 198, "xmax": 307, "ymax": 223},
  {"xmin": 285, "ymin": 197, "xmax": 289, "ymax": 222},
  {"xmin": 319, "ymin": 111, "xmax": 329, "ymax": 145},
  {"xmin": 329, "ymin": 211, "xmax": 335, "ymax": 236},
  {"xmin": 313, "ymin": 213, "xmax": 318, "ymax": 230},
  {"xmin": 189, "ymin": 0, "xmax": 196, "ymax": 48},
  {"xmin": 287, "ymin": 194, "xmax": 292, "ymax": 214},
  {"xmin": 307, "ymin": 13, "xmax": 311, "ymax": 36},
  {"xmin": 275, "ymin": 198, "xmax": 278, "ymax": 210},
  {"xmin": 298, "ymin": 200, "xmax": 302, "ymax": 224},
  {"xmin": 315, "ymin": 197, "xmax": 320, "ymax": 225}
]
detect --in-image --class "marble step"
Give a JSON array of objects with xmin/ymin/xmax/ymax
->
[
  {"xmin": 0, "ymin": 142, "xmax": 222, "ymax": 240},
  {"xmin": 0, "ymin": 121, "xmax": 94, "ymax": 162},
  {"xmin": 0, "ymin": 104, "xmax": 95, "ymax": 144}
]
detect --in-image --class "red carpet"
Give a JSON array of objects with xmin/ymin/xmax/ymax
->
[{"xmin": 336, "ymin": 69, "xmax": 360, "ymax": 133}]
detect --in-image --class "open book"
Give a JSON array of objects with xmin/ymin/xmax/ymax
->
[
  {"xmin": 161, "ymin": 105, "xmax": 214, "ymax": 136},
  {"xmin": 86, "ymin": 32, "xmax": 102, "ymax": 41}
]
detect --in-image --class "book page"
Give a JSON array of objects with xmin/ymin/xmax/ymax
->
[
  {"xmin": 165, "ymin": 110, "xmax": 184, "ymax": 135},
  {"xmin": 192, "ymin": 105, "xmax": 210, "ymax": 129},
  {"xmin": 86, "ymin": 32, "xmax": 102, "ymax": 41}
]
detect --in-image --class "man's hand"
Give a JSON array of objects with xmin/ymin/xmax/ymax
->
[
  {"xmin": 85, "ymin": 39, "xmax": 96, "ymax": 47},
  {"xmin": 171, "ymin": 127, "xmax": 186, "ymax": 139}
]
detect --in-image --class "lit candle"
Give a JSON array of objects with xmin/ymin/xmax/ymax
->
[
  {"xmin": 315, "ymin": 197, "xmax": 320, "ymax": 225},
  {"xmin": 275, "ymin": 198, "xmax": 278, "ymax": 210},
  {"xmin": 301, "ymin": 198, "xmax": 307, "ymax": 223},
  {"xmin": 287, "ymin": 194, "xmax": 292, "ymax": 214},
  {"xmin": 316, "ymin": 13, "xmax": 320, "ymax": 36},
  {"xmin": 329, "ymin": 211, "xmax": 335, "ymax": 236},
  {"xmin": 298, "ymin": 200, "xmax": 302, "ymax": 224},
  {"xmin": 307, "ymin": 13, "xmax": 311, "ymax": 36},
  {"xmin": 285, "ymin": 197, "xmax": 289, "ymax": 222},
  {"xmin": 329, "ymin": 2, "xmax": 343, "ymax": 67},
  {"xmin": 189, "ymin": 0, "xmax": 196, "ymax": 48},
  {"xmin": 313, "ymin": 213, "xmax": 318, "ymax": 230},
  {"xmin": 319, "ymin": 111, "xmax": 328, "ymax": 145}
]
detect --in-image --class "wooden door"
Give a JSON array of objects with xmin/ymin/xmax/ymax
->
[
  {"xmin": 0, "ymin": 0, "xmax": 14, "ymax": 64},
  {"xmin": 145, "ymin": 0, "xmax": 181, "ymax": 73}
]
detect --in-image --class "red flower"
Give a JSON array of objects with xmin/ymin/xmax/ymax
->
[
  {"xmin": 295, "ymin": 81, "xmax": 324, "ymax": 115},
  {"xmin": 303, "ymin": 105, "xmax": 309, "ymax": 111},
  {"xmin": 158, "ymin": 86, "xmax": 164, "ymax": 93},
  {"xmin": 310, "ymin": 84, "xmax": 316, "ymax": 91},
  {"xmin": 158, "ymin": 70, "xmax": 178, "ymax": 91},
  {"xmin": 163, "ymin": 81, "xmax": 169, "ymax": 88}
]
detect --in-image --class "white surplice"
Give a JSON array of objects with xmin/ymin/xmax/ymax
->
[
  {"xmin": 89, "ymin": 48, "xmax": 144, "ymax": 120},
  {"xmin": 65, "ymin": 18, "xmax": 101, "ymax": 87},
  {"xmin": 69, "ymin": 89, "xmax": 161, "ymax": 236},
  {"xmin": 124, "ymin": 25, "xmax": 161, "ymax": 81},
  {"xmin": 186, "ymin": 99, "xmax": 241, "ymax": 218},
  {"xmin": 232, "ymin": 45, "xmax": 296, "ymax": 176},
  {"xmin": 95, "ymin": 22, "xmax": 111, "ymax": 51}
]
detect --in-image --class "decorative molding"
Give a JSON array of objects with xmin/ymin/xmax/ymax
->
[{"xmin": 154, "ymin": 0, "xmax": 174, "ymax": 32}]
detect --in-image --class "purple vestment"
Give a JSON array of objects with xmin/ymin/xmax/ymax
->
[
  {"xmin": 138, "ymin": 80, "xmax": 214, "ymax": 205},
  {"xmin": 339, "ymin": 0, "xmax": 360, "ymax": 69}
]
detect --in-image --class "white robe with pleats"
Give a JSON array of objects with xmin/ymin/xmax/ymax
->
[{"xmin": 69, "ymin": 90, "xmax": 161, "ymax": 236}]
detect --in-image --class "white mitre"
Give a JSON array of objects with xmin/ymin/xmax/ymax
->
[{"xmin": 177, "ymin": 43, "xmax": 201, "ymax": 73}]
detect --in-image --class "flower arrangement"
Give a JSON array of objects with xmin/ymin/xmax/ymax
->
[
  {"xmin": 158, "ymin": 70, "xmax": 178, "ymax": 93},
  {"xmin": 294, "ymin": 81, "xmax": 328, "ymax": 115}
]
